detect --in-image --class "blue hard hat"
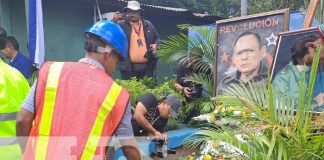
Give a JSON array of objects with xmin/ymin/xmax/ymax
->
[{"xmin": 85, "ymin": 20, "xmax": 128, "ymax": 59}]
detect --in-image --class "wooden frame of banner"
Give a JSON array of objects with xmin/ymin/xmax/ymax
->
[
  {"xmin": 213, "ymin": 9, "xmax": 289, "ymax": 95},
  {"xmin": 303, "ymin": 0, "xmax": 321, "ymax": 28}
]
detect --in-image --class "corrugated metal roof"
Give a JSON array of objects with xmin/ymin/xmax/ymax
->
[
  {"xmin": 87, "ymin": 0, "xmax": 224, "ymax": 22},
  {"xmin": 143, "ymin": 4, "xmax": 188, "ymax": 12},
  {"xmin": 117, "ymin": 0, "xmax": 188, "ymax": 12}
]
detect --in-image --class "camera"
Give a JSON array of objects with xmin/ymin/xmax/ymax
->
[
  {"xmin": 151, "ymin": 137, "xmax": 176, "ymax": 158},
  {"xmin": 122, "ymin": 13, "xmax": 130, "ymax": 20},
  {"xmin": 189, "ymin": 84, "xmax": 201, "ymax": 99},
  {"xmin": 144, "ymin": 48, "xmax": 158, "ymax": 63}
]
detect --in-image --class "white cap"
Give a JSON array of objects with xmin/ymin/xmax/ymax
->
[{"xmin": 123, "ymin": 1, "xmax": 144, "ymax": 13}]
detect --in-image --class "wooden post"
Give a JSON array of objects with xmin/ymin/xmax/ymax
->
[{"xmin": 303, "ymin": 0, "xmax": 320, "ymax": 28}]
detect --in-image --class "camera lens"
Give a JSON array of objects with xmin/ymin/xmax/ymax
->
[
  {"xmin": 156, "ymin": 144, "xmax": 168, "ymax": 158},
  {"xmin": 162, "ymin": 144, "xmax": 167, "ymax": 158}
]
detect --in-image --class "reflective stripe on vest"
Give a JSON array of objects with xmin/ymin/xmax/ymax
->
[
  {"xmin": 0, "ymin": 112, "xmax": 17, "ymax": 121},
  {"xmin": 35, "ymin": 62, "xmax": 64, "ymax": 160},
  {"xmin": 31, "ymin": 62, "xmax": 127, "ymax": 159},
  {"xmin": 81, "ymin": 82, "xmax": 122, "ymax": 160},
  {"xmin": 0, "ymin": 137, "xmax": 18, "ymax": 146}
]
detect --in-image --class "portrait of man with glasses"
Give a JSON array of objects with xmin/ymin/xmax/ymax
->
[{"xmin": 217, "ymin": 32, "xmax": 268, "ymax": 93}]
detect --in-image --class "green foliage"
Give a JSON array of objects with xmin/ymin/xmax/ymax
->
[
  {"xmin": 185, "ymin": 73, "xmax": 213, "ymax": 96},
  {"xmin": 158, "ymin": 25, "xmax": 216, "ymax": 121},
  {"xmin": 135, "ymin": 0, "xmax": 311, "ymax": 17},
  {"xmin": 137, "ymin": 0, "xmax": 241, "ymax": 17},
  {"xmin": 116, "ymin": 77, "xmax": 183, "ymax": 107},
  {"xmin": 27, "ymin": 70, "xmax": 39, "ymax": 86},
  {"xmin": 186, "ymin": 46, "xmax": 324, "ymax": 159},
  {"xmin": 139, "ymin": 76, "xmax": 158, "ymax": 88},
  {"xmin": 247, "ymin": 0, "xmax": 309, "ymax": 14},
  {"xmin": 116, "ymin": 77, "xmax": 185, "ymax": 127},
  {"xmin": 158, "ymin": 25, "xmax": 215, "ymax": 92}
]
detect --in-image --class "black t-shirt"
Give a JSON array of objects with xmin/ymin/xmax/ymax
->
[{"xmin": 131, "ymin": 93, "xmax": 168, "ymax": 136}]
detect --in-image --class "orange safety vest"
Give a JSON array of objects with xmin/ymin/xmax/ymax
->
[{"xmin": 23, "ymin": 62, "xmax": 130, "ymax": 160}]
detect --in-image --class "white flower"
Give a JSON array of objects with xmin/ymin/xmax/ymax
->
[
  {"xmin": 233, "ymin": 111, "xmax": 242, "ymax": 115},
  {"xmin": 235, "ymin": 134, "xmax": 247, "ymax": 143},
  {"xmin": 193, "ymin": 114, "xmax": 211, "ymax": 122}
]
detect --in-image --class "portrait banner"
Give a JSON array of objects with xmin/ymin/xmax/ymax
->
[
  {"xmin": 270, "ymin": 27, "xmax": 318, "ymax": 80},
  {"xmin": 214, "ymin": 9, "xmax": 289, "ymax": 94},
  {"xmin": 271, "ymin": 27, "xmax": 324, "ymax": 112}
]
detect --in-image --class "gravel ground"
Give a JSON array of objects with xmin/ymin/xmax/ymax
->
[{"xmin": 150, "ymin": 147, "xmax": 198, "ymax": 160}]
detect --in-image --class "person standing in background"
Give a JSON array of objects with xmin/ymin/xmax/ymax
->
[
  {"xmin": 0, "ymin": 27, "xmax": 7, "ymax": 61},
  {"xmin": 1, "ymin": 36, "xmax": 34, "ymax": 79},
  {"xmin": 113, "ymin": 0, "xmax": 160, "ymax": 80},
  {"xmin": 0, "ymin": 26, "xmax": 30, "ymax": 159}
]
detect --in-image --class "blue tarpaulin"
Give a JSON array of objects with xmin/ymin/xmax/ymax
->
[{"xmin": 289, "ymin": 11, "xmax": 319, "ymax": 31}]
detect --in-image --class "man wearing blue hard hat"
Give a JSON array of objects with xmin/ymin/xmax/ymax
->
[{"xmin": 16, "ymin": 21, "xmax": 140, "ymax": 159}]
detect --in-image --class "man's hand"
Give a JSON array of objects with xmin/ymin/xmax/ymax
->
[
  {"xmin": 150, "ymin": 44, "xmax": 158, "ymax": 52},
  {"xmin": 315, "ymin": 92, "xmax": 324, "ymax": 106},
  {"xmin": 162, "ymin": 133, "xmax": 168, "ymax": 145},
  {"xmin": 16, "ymin": 108, "xmax": 34, "ymax": 152},
  {"xmin": 112, "ymin": 11, "xmax": 123, "ymax": 23},
  {"xmin": 147, "ymin": 131, "xmax": 162, "ymax": 139},
  {"xmin": 154, "ymin": 131, "xmax": 162, "ymax": 137},
  {"xmin": 133, "ymin": 102, "xmax": 160, "ymax": 136},
  {"xmin": 120, "ymin": 138, "xmax": 141, "ymax": 160},
  {"xmin": 183, "ymin": 87, "xmax": 192, "ymax": 98},
  {"xmin": 148, "ymin": 133, "xmax": 168, "ymax": 144}
]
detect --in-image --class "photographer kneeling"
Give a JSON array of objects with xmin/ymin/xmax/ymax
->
[
  {"xmin": 132, "ymin": 93, "xmax": 183, "ymax": 144},
  {"xmin": 173, "ymin": 59, "xmax": 206, "ymax": 101}
]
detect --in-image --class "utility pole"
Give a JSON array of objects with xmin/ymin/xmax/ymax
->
[{"xmin": 241, "ymin": 0, "xmax": 247, "ymax": 16}]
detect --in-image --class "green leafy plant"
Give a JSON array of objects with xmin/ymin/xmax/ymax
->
[
  {"xmin": 157, "ymin": 25, "xmax": 216, "ymax": 121},
  {"xmin": 248, "ymin": 0, "xmax": 308, "ymax": 15},
  {"xmin": 27, "ymin": 70, "xmax": 39, "ymax": 86},
  {"xmin": 116, "ymin": 77, "xmax": 185, "ymax": 128},
  {"xmin": 116, "ymin": 77, "xmax": 183, "ymax": 107},
  {"xmin": 186, "ymin": 46, "xmax": 324, "ymax": 159},
  {"xmin": 158, "ymin": 24, "xmax": 215, "ymax": 74}
]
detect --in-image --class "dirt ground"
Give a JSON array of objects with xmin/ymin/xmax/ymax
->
[{"xmin": 150, "ymin": 147, "xmax": 199, "ymax": 160}]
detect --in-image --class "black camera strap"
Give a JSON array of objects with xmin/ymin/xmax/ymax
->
[
  {"xmin": 150, "ymin": 107, "xmax": 160, "ymax": 126},
  {"xmin": 131, "ymin": 22, "xmax": 143, "ymax": 47}
]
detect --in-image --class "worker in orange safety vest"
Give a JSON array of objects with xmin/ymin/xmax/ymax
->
[{"xmin": 16, "ymin": 20, "xmax": 140, "ymax": 160}]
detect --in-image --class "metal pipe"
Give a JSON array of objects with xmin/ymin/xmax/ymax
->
[
  {"xmin": 96, "ymin": 0, "xmax": 102, "ymax": 20},
  {"xmin": 93, "ymin": 3, "xmax": 97, "ymax": 22},
  {"xmin": 241, "ymin": 0, "xmax": 247, "ymax": 16}
]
